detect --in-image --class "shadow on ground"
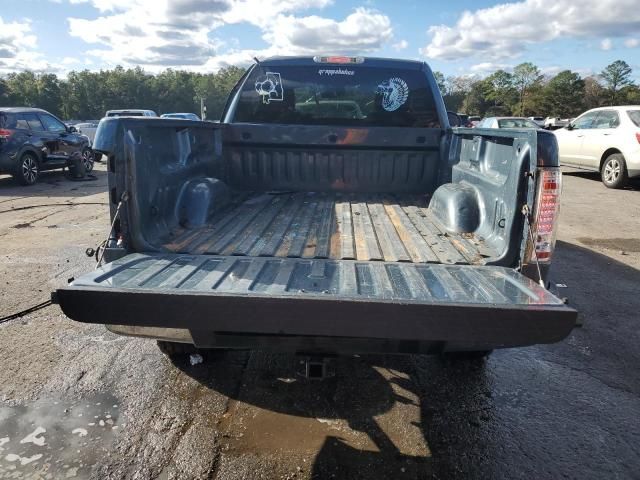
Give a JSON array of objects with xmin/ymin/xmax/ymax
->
[
  {"xmin": 562, "ymin": 169, "xmax": 640, "ymax": 191},
  {"xmin": 0, "ymin": 165, "xmax": 108, "ymax": 199},
  {"xmin": 168, "ymin": 239, "xmax": 640, "ymax": 479}
]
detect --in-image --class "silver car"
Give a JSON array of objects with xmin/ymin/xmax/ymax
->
[
  {"xmin": 554, "ymin": 106, "xmax": 640, "ymax": 188},
  {"xmin": 74, "ymin": 122, "xmax": 99, "ymax": 146},
  {"xmin": 476, "ymin": 117, "xmax": 541, "ymax": 129}
]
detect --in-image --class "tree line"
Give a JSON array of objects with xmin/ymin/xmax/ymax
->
[
  {"xmin": 0, "ymin": 66, "xmax": 245, "ymax": 121},
  {"xmin": 0, "ymin": 60, "xmax": 638, "ymax": 121},
  {"xmin": 435, "ymin": 60, "xmax": 639, "ymax": 117}
]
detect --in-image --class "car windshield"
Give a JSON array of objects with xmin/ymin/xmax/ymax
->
[
  {"xmin": 627, "ymin": 110, "xmax": 640, "ymax": 127},
  {"xmin": 234, "ymin": 64, "xmax": 441, "ymax": 127},
  {"xmin": 498, "ymin": 118, "xmax": 538, "ymax": 128}
]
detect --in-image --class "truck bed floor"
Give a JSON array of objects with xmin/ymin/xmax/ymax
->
[{"xmin": 164, "ymin": 192, "xmax": 495, "ymax": 265}]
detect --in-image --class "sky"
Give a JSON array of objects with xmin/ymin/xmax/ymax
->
[{"xmin": 1, "ymin": 0, "xmax": 639, "ymax": 79}]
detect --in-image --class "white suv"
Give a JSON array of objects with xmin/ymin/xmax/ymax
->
[{"xmin": 554, "ymin": 106, "xmax": 640, "ymax": 188}]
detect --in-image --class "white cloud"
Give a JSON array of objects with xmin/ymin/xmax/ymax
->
[
  {"xmin": 0, "ymin": 16, "xmax": 54, "ymax": 73},
  {"xmin": 263, "ymin": 8, "xmax": 392, "ymax": 56},
  {"xmin": 625, "ymin": 38, "xmax": 639, "ymax": 48},
  {"xmin": 469, "ymin": 62, "xmax": 510, "ymax": 74},
  {"xmin": 67, "ymin": 1, "xmax": 392, "ymax": 71},
  {"xmin": 393, "ymin": 39, "xmax": 408, "ymax": 51},
  {"xmin": 421, "ymin": 0, "xmax": 640, "ymax": 60},
  {"xmin": 600, "ymin": 38, "xmax": 612, "ymax": 50}
]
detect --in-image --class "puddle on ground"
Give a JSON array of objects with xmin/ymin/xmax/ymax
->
[
  {"xmin": 577, "ymin": 237, "xmax": 640, "ymax": 253},
  {"xmin": 0, "ymin": 394, "xmax": 120, "ymax": 479}
]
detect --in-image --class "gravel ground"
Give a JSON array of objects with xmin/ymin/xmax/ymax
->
[{"xmin": 0, "ymin": 164, "xmax": 638, "ymax": 479}]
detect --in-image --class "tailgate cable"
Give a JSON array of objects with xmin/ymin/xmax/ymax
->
[
  {"xmin": 95, "ymin": 191, "xmax": 128, "ymax": 268},
  {"xmin": 521, "ymin": 204, "xmax": 545, "ymax": 288}
]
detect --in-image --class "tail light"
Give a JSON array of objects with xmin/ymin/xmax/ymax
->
[
  {"xmin": 635, "ymin": 132, "xmax": 640, "ymax": 144},
  {"xmin": 0, "ymin": 128, "xmax": 12, "ymax": 141},
  {"xmin": 526, "ymin": 168, "xmax": 562, "ymax": 263}
]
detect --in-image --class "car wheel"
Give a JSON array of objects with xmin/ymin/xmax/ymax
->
[
  {"xmin": 15, "ymin": 152, "xmax": 39, "ymax": 186},
  {"xmin": 601, "ymin": 153, "xmax": 628, "ymax": 189},
  {"xmin": 81, "ymin": 148, "xmax": 94, "ymax": 173}
]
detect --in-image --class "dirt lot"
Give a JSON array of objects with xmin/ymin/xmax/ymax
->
[{"xmin": 0, "ymin": 164, "xmax": 638, "ymax": 479}]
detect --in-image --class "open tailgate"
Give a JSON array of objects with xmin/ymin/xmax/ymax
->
[{"xmin": 56, "ymin": 253, "xmax": 576, "ymax": 348}]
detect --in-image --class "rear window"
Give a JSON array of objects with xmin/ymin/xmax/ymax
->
[
  {"xmin": 107, "ymin": 112, "xmax": 145, "ymax": 117},
  {"xmin": 233, "ymin": 65, "xmax": 441, "ymax": 128},
  {"xmin": 627, "ymin": 110, "xmax": 640, "ymax": 127},
  {"xmin": 0, "ymin": 113, "xmax": 6, "ymax": 128},
  {"xmin": 498, "ymin": 118, "xmax": 538, "ymax": 129}
]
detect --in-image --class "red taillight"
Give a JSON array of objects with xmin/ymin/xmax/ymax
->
[
  {"xmin": 527, "ymin": 168, "xmax": 561, "ymax": 264},
  {"xmin": 0, "ymin": 128, "xmax": 12, "ymax": 138},
  {"xmin": 635, "ymin": 132, "xmax": 640, "ymax": 144}
]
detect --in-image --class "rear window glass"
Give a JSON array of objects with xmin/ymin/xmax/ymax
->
[
  {"xmin": 234, "ymin": 65, "xmax": 441, "ymax": 128},
  {"xmin": 15, "ymin": 114, "xmax": 30, "ymax": 129},
  {"xmin": 0, "ymin": 113, "xmax": 6, "ymax": 128},
  {"xmin": 627, "ymin": 110, "xmax": 640, "ymax": 127},
  {"xmin": 498, "ymin": 119, "xmax": 538, "ymax": 128},
  {"xmin": 107, "ymin": 112, "xmax": 145, "ymax": 117}
]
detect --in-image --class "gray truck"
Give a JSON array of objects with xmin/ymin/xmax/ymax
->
[{"xmin": 55, "ymin": 57, "xmax": 577, "ymax": 360}]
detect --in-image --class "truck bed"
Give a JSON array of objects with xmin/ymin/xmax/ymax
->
[{"xmin": 163, "ymin": 192, "xmax": 496, "ymax": 265}]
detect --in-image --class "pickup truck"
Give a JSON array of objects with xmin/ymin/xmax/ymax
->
[{"xmin": 55, "ymin": 56, "xmax": 577, "ymax": 359}]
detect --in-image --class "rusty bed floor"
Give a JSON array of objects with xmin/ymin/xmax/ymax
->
[{"xmin": 164, "ymin": 192, "xmax": 496, "ymax": 265}]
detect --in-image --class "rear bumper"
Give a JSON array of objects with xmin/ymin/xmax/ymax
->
[{"xmin": 0, "ymin": 151, "xmax": 17, "ymax": 174}]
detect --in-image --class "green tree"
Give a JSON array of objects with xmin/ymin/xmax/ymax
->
[
  {"xmin": 541, "ymin": 70, "xmax": 585, "ymax": 117},
  {"xmin": 600, "ymin": 60, "xmax": 634, "ymax": 104},
  {"xmin": 512, "ymin": 62, "xmax": 542, "ymax": 115},
  {"xmin": 443, "ymin": 75, "xmax": 473, "ymax": 112},
  {"xmin": 5, "ymin": 71, "xmax": 39, "ymax": 107},
  {"xmin": 483, "ymin": 70, "xmax": 516, "ymax": 114},
  {"xmin": 0, "ymin": 78, "xmax": 9, "ymax": 107},
  {"xmin": 432, "ymin": 71, "xmax": 446, "ymax": 97},
  {"xmin": 461, "ymin": 80, "xmax": 491, "ymax": 116},
  {"xmin": 36, "ymin": 74, "xmax": 62, "ymax": 116},
  {"xmin": 584, "ymin": 76, "xmax": 606, "ymax": 110}
]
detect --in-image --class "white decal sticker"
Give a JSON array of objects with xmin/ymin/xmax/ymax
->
[
  {"xmin": 318, "ymin": 68, "xmax": 355, "ymax": 76},
  {"xmin": 377, "ymin": 77, "xmax": 409, "ymax": 112},
  {"xmin": 255, "ymin": 72, "xmax": 283, "ymax": 104}
]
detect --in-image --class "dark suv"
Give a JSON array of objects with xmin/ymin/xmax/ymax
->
[{"xmin": 0, "ymin": 107, "xmax": 92, "ymax": 185}]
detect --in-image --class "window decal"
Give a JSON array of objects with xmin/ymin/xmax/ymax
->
[
  {"xmin": 255, "ymin": 72, "xmax": 284, "ymax": 104},
  {"xmin": 377, "ymin": 77, "xmax": 409, "ymax": 112}
]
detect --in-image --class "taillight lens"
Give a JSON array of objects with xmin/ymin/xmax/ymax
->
[
  {"xmin": 527, "ymin": 168, "xmax": 561, "ymax": 263},
  {"xmin": 0, "ymin": 128, "xmax": 12, "ymax": 140},
  {"xmin": 635, "ymin": 132, "xmax": 640, "ymax": 144}
]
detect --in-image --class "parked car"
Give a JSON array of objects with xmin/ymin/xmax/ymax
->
[
  {"xmin": 554, "ymin": 106, "xmax": 640, "ymax": 188},
  {"xmin": 105, "ymin": 109, "xmax": 157, "ymax": 118},
  {"xmin": 160, "ymin": 113, "xmax": 200, "ymax": 120},
  {"xmin": 74, "ymin": 122, "xmax": 99, "ymax": 145},
  {"xmin": 476, "ymin": 117, "xmax": 541, "ymax": 129},
  {"xmin": 544, "ymin": 117, "xmax": 570, "ymax": 129},
  {"xmin": 456, "ymin": 113, "xmax": 473, "ymax": 127},
  {"xmin": 468, "ymin": 115, "xmax": 481, "ymax": 127},
  {"xmin": 528, "ymin": 116, "xmax": 545, "ymax": 128},
  {"xmin": 0, "ymin": 107, "xmax": 92, "ymax": 185},
  {"xmin": 56, "ymin": 56, "xmax": 576, "ymax": 363}
]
